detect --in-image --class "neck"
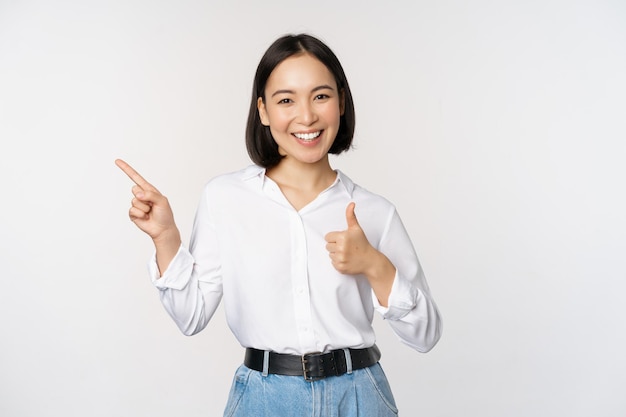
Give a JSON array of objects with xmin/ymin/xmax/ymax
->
[{"xmin": 266, "ymin": 156, "xmax": 335, "ymax": 191}]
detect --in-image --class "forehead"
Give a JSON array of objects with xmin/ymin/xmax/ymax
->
[{"xmin": 265, "ymin": 53, "xmax": 336, "ymax": 91}]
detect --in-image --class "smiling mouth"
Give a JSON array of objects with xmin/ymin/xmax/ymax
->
[{"xmin": 293, "ymin": 131, "xmax": 322, "ymax": 141}]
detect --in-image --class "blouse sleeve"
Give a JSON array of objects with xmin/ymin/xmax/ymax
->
[
  {"xmin": 372, "ymin": 208, "xmax": 443, "ymax": 352},
  {"xmin": 147, "ymin": 185, "xmax": 223, "ymax": 336}
]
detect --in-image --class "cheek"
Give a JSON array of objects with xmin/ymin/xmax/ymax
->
[
  {"xmin": 323, "ymin": 106, "xmax": 342, "ymax": 127},
  {"xmin": 265, "ymin": 108, "xmax": 292, "ymax": 130}
]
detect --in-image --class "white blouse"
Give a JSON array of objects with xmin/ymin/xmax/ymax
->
[{"xmin": 149, "ymin": 165, "xmax": 442, "ymax": 354}]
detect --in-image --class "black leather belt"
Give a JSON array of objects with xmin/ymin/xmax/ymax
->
[{"xmin": 244, "ymin": 345, "xmax": 381, "ymax": 381}]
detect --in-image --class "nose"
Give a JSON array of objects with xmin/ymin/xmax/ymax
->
[{"xmin": 298, "ymin": 102, "xmax": 318, "ymax": 126}]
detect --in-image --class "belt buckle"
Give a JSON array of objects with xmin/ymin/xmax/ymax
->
[{"xmin": 301, "ymin": 352, "xmax": 324, "ymax": 382}]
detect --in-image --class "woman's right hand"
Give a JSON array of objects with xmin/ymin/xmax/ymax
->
[{"xmin": 115, "ymin": 159, "xmax": 181, "ymax": 273}]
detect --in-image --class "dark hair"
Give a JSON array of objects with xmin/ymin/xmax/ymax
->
[{"xmin": 245, "ymin": 34, "xmax": 356, "ymax": 168}]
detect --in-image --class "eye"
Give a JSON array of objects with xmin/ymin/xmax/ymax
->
[
  {"xmin": 314, "ymin": 94, "xmax": 330, "ymax": 100},
  {"xmin": 277, "ymin": 98, "xmax": 293, "ymax": 104}
]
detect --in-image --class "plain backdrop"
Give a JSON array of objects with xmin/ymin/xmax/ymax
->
[{"xmin": 1, "ymin": 0, "xmax": 625, "ymax": 416}]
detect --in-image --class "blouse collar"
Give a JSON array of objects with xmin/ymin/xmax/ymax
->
[{"xmin": 241, "ymin": 164, "xmax": 354, "ymax": 198}]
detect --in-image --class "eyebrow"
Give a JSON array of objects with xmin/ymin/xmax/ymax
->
[{"xmin": 270, "ymin": 84, "xmax": 335, "ymax": 98}]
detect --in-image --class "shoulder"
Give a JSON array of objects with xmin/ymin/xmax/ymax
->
[
  {"xmin": 337, "ymin": 170, "xmax": 396, "ymax": 212},
  {"xmin": 202, "ymin": 165, "xmax": 264, "ymax": 193}
]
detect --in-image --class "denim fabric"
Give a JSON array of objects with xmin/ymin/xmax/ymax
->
[{"xmin": 223, "ymin": 363, "xmax": 398, "ymax": 417}]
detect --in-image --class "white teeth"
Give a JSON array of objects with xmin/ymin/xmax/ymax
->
[{"xmin": 294, "ymin": 131, "xmax": 321, "ymax": 141}]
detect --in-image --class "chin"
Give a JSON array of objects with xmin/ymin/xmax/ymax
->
[{"xmin": 300, "ymin": 152, "xmax": 330, "ymax": 164}]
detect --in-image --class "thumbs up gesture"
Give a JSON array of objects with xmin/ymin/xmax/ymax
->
[
  {"xmin": 324, "ymin": 202, "xmax": 376, "ymax": 276},
  {"xmin": 325, "ymin": 202, "xmax": 396, "ymax": 306}
]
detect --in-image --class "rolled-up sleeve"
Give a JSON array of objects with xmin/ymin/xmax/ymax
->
[
  {"xmin": 373, "ymin": 208, "xmax": 443, "ymax": 352},
  {"xmin": 146, "ymin": 184, "xmax": 224, "ymax": 336}
]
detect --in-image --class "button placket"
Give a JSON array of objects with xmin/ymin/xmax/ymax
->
[{"xmin": 289, "ymin": 211, "xmax": 316, "ymax": 351}]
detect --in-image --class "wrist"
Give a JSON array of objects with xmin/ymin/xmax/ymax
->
[
  {"xmin": 153, "ymin": 228, "xmax": 181, "ymax": 249},
  {"xmin": 364, "ymin": 249, "xmax": 388, "ymax": 279}
]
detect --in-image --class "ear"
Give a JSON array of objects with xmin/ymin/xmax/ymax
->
[
  {"xmin": 339, "ymin": 88, "xmax": 346, "ymax": 116},
  {"xmin": 257, "ymin": 97, "xmax": 270, "ymax": 126}
]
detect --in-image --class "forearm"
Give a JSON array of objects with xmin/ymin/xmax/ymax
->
[
  {"xmin": 153, "ymin": 228, "xmax": 182, "ymax": 277},
  {"xmin": 364, "ymin": 249, "xmax": 396, "ymax": 307}
]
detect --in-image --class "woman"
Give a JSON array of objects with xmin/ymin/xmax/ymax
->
[{"xmin": 117, "ymin": 33, "xmax": 442, "ymax": 416}]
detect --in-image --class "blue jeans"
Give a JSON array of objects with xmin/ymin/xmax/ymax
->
[{"xmin": 223, "ymin": 363, "xmax": 398, "ymax": 416}]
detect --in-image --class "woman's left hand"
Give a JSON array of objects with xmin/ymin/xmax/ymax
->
[
  {"xmin": 325, "ymin": 202, "xmax": 396, "ymax": 306},
  {"xmin": 324, "ymin": 202, "xmax": 376, "ymax": 275}
]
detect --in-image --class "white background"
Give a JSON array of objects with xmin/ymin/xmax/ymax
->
[{"xmin": 1, "ymin": 0, "xmax": 625, "ymax": 416}]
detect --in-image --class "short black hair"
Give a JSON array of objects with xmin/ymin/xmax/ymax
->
[{"xmin": 245, "ymin": 34, "xmax": 356, "ymax": 168}]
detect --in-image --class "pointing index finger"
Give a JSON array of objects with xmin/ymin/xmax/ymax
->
[{"xmin": 115, "ymin": 159, "xmax": 156, "ymax": 191}]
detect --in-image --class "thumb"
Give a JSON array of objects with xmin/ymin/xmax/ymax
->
[{"xmin": 345, "ymin": 202, "xmax": 360, "ymax": 229}]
